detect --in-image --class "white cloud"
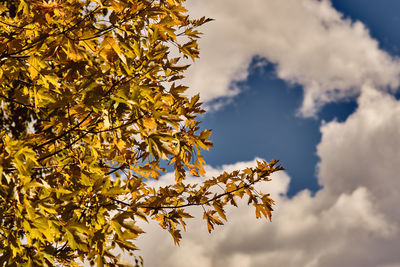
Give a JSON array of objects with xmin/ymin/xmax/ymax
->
[
  {"xmin": 134, "ymin": 160, "xmax": 291, "ymax": 267},
  {"xmin": 184, "ymin": 0, "xmax": 400, "ymax": 116},
  {"xmin": 317, "ymin": 85, "xmax": 400, "ymax": 223},
  {"xmin": 121, "ymin": 1, "xmax": 400, "ymax": 266},
  {"xmin": 132, "ymin": 87, "xmax": 400, "ymax": 267}
]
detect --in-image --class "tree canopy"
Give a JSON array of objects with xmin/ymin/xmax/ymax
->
[{"xmin": 0, "ymin": 0, "xmax": 283, "ymax": 266}]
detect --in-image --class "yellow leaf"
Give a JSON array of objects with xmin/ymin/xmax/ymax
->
[
  {"xmin": 189, "ymin": 168, "xmax": 199, "ymax": 177},
  {"xmin": 213, "ymin": 201, "xmax": 227, "ymax": 221},
  {"xmin": 143, "ymin": 117, "xmax": 157, "ymax": 129},
  {"xmin": 28, "ymin": 56, "xmax": 40, "ymax": 79},
  {"xmin": 104, "ymin": 36, "xmax": 127, "ymax": 64},
  {"xmin": 67, "ymin": 40, "xmax": 83, "ymax": 61}
]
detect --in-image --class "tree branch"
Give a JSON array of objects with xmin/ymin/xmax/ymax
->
[
  {"xmin": 4, "ymin": 163, "xmax": 76, "ymax": 172},
  {"xmin": 111, "ymin": 179, "xmax": 259, "ymax": 210},
  {"xmin": 106, "ymin": 164, "xmax": 128, "ymax": 176},
  {"xmin": 0, "ymin": 94, "xmax": 34, "ymax": 109},
  {"xmin": 84, "ymin": 115, "xmax": 144, "ymax": 134},
  {"xmin": 34, "ymin": 112, "xmax": 92, "ymax": 150},
  {"xmin": 38, "ymin": 130, "xmax": 90, "ymax": 162}
]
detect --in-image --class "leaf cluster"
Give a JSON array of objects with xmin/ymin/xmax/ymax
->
[{"xmin": 0, "ymin": 0, "xmax": 283, "ymax": 266}]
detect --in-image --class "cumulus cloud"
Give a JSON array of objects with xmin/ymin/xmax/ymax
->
[
  {"xmin": 184, "ymin": 0, "xmax": 400, "ymax": 116},
  {"xmin": 134, "ymin": 87, "xmax": 400, "ymax": 267},
  {"xmin": 121, "ymin": 1, "xmax": 400, "ymax": 266},
  {"xmin": 318, "ymin": 85, "xmax": 400, "ymax": 224},
  {"xmin": 134, "ymin": 160, "xmax": 292, "ymax": 267}
]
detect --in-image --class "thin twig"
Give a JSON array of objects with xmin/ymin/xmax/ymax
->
[
  {"xmin": 38, "ymin": 131, "xmax": 90, "ymax": 162},
  {"xmin": 0, "ymin": 94, "xmax": 34, "ymax": 109},
  {"xmin": 106, "ymin": 164, "xmax": 127, "ymax": 176},
  {"xmin": 4, "ymin": 163, "xmax": 76, "ymax": 171},
  {"xmin": 34, "ymin": 112, "xmax": 92, "ymax": 150},
  {"xmin": 112, "ymin": 179, "xmax": 260, "ymax": 210},
  {"xmin": 84, "ymin": 115, "xmax": 144, "ymax": 134}
]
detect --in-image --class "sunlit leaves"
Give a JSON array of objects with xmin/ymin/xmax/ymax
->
[{"xmin": 0, "ymin": 0, "xmax": 283, "ymax": 266}]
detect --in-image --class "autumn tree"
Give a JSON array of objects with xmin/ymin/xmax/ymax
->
[{"xmin": 0, "ymin": 0, "xmax": 283, "ymax": 266}]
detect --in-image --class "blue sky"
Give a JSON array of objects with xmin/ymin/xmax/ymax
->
[
  {"xmin": 201, "ymin": 57, "xmax": 357, "ymax": 196},
  {"xmin": 137, "ymin": 1, "xmax": 400, "ymax": 266},
  {"xmin": 333, "ymin": 0, "xmax": 400, "ymax": 55},
  {"xmin": 200, "ymin": 0, "xmax": 400, "ymax": 197}
]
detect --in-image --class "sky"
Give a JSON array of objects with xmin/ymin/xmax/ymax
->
[{"xmin": 134, "ymin": 1, "xmax": 400, "ymax": 266}]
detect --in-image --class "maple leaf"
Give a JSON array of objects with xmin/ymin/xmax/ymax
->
[{"xmin": 0, "ymin": 0, "xmax": 283, "ymax": 266}]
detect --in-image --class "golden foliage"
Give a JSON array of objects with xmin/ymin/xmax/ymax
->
[{"xmin": 0, "ymin": 0, "xmax": 283, "ymax": 265}]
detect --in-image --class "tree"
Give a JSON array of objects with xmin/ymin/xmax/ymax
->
[{"xmin": 0, "ymin": 0, "xmax": 283, "ymax": 266}]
